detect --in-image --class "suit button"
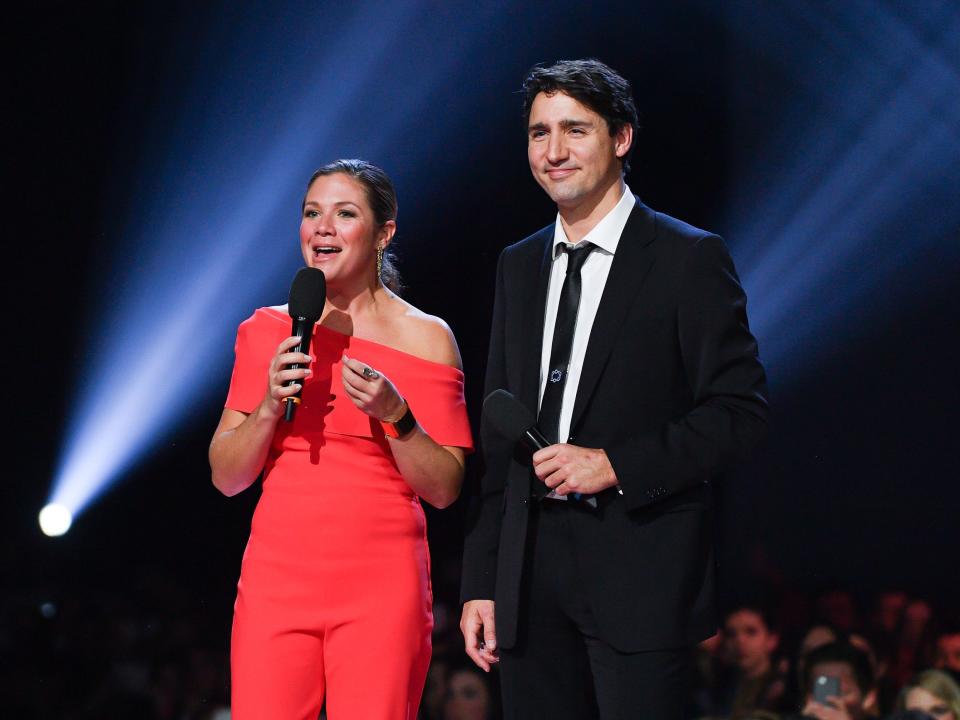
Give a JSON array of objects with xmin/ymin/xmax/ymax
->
[
  {"xmin": 522, "ymin": 498, "xmax": 529, "ymax": 505},
  {"xmin": 567, "ymin": 435, "xmax": 575, "ymax": 443}
]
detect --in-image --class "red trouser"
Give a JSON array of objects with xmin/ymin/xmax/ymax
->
[{"xmin": 230, "ymin": 462, "xmax": 433, "ymax": 719}]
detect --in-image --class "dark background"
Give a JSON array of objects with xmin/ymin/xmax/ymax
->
[{"xmin": 7, "ymin": 0, "xmax": 959, "ymax": 686}]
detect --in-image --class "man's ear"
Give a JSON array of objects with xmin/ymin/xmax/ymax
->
[{"xmin": 614, "ymin": 123, "xmax": 633, "ymax": 160}]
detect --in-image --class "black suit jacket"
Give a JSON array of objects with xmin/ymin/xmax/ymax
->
[{"xmin": 461, "ymin": 198, "xmax": 769, "ymax": 652}]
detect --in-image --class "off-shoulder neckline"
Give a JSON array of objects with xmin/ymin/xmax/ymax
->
[{"xmin": 258, "ymin": 306, "xmax": 462, "ymax": 375}]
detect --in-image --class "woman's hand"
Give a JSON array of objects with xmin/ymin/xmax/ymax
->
[
  {"xmin": 260, "ymin": 335, "xmax": 313, "ymax": 419},
  {"xmin": 340, "ymin": 354, "xmax": 406, "ymax": 421},
  {"xmin": 340, "ymin": 352, "xmax": 462, "ymax": 507},
  {"xmin": 210, "ymin": 333, "xmax": 312, "ymax": 497}
]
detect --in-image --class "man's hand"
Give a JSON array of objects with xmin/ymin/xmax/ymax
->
[
  {"xmin": 801, "ymin": 697, "xmax": 853, "ymax": 720},
  {"xmin": 533, "ymin": 444, "xmax": 618, "ymax": 496},
  {"xmin": 460, "ymin": 600, "xmax": 499, "ymax": 672}
]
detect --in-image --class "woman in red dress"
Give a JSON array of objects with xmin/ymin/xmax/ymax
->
[{"xmin": 209, "ymin": 160, "xmax": 472, "ymax": 719}]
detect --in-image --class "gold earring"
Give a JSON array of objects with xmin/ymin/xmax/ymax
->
[{"xmin": 376, "ymin": 245, "xmax": 383, "ymax": 280}]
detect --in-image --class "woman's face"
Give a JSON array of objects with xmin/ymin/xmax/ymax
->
[
  {"xmin": 905, "ymin": 687, "xmax": 956, "ymax": 720},
  {"xmin": 299, "ymin": 173, "xmax": 392, "ymax": 289},
  {"xmin": 443, "ymin": 670, "xmax": 490, "ymax": 720}
]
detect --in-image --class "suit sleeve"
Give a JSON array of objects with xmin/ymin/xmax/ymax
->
[
  {"xmin": 605, "ymin": 234, "xmax": 768, "ymax": 511},
  {"xmin": 460, "ymin": 250, "xmax": 509, "ymax": 602}
]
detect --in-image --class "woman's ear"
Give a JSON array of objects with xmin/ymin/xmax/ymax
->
[{"xmin": 378, "ymin": 220, "xmax": 397, "ymax": 249}]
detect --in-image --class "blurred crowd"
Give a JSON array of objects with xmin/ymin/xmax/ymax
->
[
  {"xmin": 681, "ymin": 590, "xmax": 960, "ymax": 720},
  {"xmin": 5, "ymin": 563, "xmax": 959, "ymax": 720}
]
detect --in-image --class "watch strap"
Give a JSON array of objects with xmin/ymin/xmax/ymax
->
[{"xmin": 380, "ymin": 402, "xmax": 416, "ymax": 439}]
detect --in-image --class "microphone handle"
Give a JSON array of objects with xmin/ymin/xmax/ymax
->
[
  {"xmin": 523, "ymin": 426, "xmax": 549, "ymax": 451},
  {"xmin": 283, "ymin": 316, "xmax": 315, "ymax": 423}
]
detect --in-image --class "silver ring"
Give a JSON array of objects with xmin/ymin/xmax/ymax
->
[{"xmin": 362, "ymin": 366, "xmax": 380, "ymax": 380}]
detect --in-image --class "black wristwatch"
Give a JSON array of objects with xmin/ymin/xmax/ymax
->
[{"xmin": 380, "ymin": 401, "xmax": 417, "ymax": 439}]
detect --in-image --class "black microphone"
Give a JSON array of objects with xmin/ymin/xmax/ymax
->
[
  {"xmin": 482, "ymin": 389, "xmax": 548, "ymax": 452},
  {"xmin": 483, "ymin": 389, "xmax": 596, "ymax": 505},
  {"xmin": 284, "ymin": 267, "xmax": 326, "ymax": 422}
]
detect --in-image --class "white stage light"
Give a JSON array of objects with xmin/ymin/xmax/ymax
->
[{"xmin": 39, "ymin": 504, "xmax": 73, "ymax": 537}]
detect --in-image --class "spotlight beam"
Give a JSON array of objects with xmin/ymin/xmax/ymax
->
[
  {"xmin": 48, "ymin": 0, "xmax": 518, "ymax": 522},
  {"xmin": 718, "ymin": 0, "xmax": 960, "ymax": 380}
]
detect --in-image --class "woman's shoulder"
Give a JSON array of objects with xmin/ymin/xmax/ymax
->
[
  {"xmin": 388, "ymin": 299, "xmax": 462, "ymax": 370},
  {"xmin": 242, "ymin": 305, "xmax": 289, "ymax": 326},
  {"xmin": 234, "ymin": 306, "xmax": 288, "ymax": 341}
]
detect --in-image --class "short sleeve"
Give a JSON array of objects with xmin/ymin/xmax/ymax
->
[
  {"xmin": 224, "ymin": 313, "xmax": 272, "ymax": 414},
  {"xmin": 334, "ymin": 335, "xmax": 474, "ymax": 451},
  {"xmin": 407, "ymin": 368, "xmax": 474, "ymax": 451},
  {"xmin": 381, "ymin": 358, "xmax": 473, "ymax": 452}
]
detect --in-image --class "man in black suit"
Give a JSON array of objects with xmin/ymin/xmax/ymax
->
[{"xmin": 459, "ymin": 59, "xmax": 769, "ymax": 718}]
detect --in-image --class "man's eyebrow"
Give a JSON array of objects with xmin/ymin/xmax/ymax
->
[
  {"xmin": 527, "ymin": 118, "xmax": 594, "ymax": 133},
  {"xmin": 558, "ymin": 118, "xmax": 593, "ymax": 129}
]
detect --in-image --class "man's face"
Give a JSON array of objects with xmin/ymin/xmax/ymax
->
[
  {"xmin": 723, "ymin": 610, "xmax": 778, "ymax": 676},
  {"xmin": 937, "ymin": 634, "xmax": 960, "ymax": 672},
  {"xmin": 807, "ymin": 660, "xmax": 871, "ymax": 719},
  {"xmin": 526, "ymin": 91, "xmax": 631, "ymax": 212}
]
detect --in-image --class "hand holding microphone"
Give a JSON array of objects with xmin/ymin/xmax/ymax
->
[
  {"xmin": 483, "ymin": 389, "xmax": 617, "ymax": 501},
  {"xmin": 266, "ymin": 336, "xmax": 314, "ymax": 417},
  {"xmin": 271, "ymin": 267, "xmax": 326, "ymax": 422}
]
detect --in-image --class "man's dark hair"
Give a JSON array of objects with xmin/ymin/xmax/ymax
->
[
  {"xmin": 722, "ymin": 602, "xmax": 779, "ymax": 634},
  {"xmin": 521, "ymin": 58, "xmax": 640, "ymax": 174},
  {"xmin": 803, "ymin": 641, "xmax": 875, "ymax": 696}
]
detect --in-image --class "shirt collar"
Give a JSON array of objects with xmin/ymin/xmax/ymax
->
[{"xmin": 552, "ymin": 184, "xmax": 635, "ymax": 257}]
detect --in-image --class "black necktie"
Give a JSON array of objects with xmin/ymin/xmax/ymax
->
[{"xmin": 538, "ymin": 243, "xmax": 595, "ymax": 444}]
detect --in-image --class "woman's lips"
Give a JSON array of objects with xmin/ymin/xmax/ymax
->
[{"xmin": 310, "ymin": 247, "xmax": 342, "ymax": 266}]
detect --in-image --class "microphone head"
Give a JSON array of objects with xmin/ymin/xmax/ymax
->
[
  {"xmin": 483, "ymin": 389, "xmax": 536, "ymax": 442},
  {"xmin": 288, "ymin": 267, "xmax": 326, "ymax": 322}
]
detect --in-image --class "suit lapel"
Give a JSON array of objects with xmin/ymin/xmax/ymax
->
[
  {"xmin": 569, "ymin": 199, "xmax": 658, "ymax": 433},
  {"xmin": 519, "ymin": 227, "xmax": 554, "ymax": 415}
]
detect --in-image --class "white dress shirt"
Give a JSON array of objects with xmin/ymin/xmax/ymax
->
[{"xmin": 538, "ymin": 184, "xmax": 635, "ymax": 447}]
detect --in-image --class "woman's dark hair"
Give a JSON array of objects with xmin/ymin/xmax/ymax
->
[
  {"xmin": 521, "ymin": 58, "xmax": 640, "ymax": 173},
  {"xmin": 303, "ymin": 159, "xmax": 403, "ymax": 293}
]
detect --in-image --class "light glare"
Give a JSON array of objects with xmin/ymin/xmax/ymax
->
[{"xmin": 39, "ymin": 504, "xmax": 73, "ymax": 537}]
